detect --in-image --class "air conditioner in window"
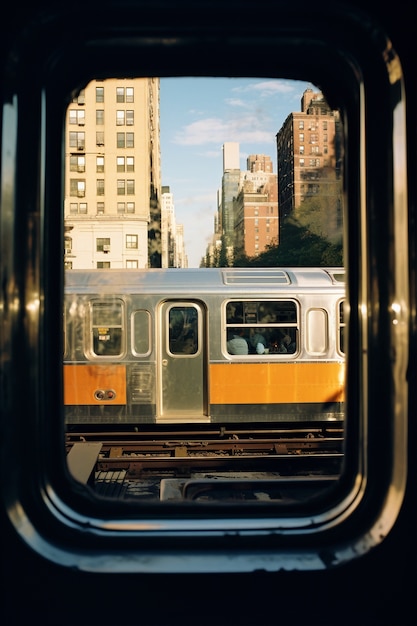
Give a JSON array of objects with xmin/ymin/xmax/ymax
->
[
  {"xmin": 78, "ymin": 119, "xmax": 85, "ymax": 125},
  {"xmin": 77, "ymin": 146, "xmax": 84, "ymax": 151},
  {"xmin": 103, "ymin": 245, "xmax": 110, "ymax": 252}
]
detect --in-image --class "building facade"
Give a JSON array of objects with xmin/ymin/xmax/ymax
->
[
  {"xmin": 64, "ymin": 77, "xmax": 161, "ymax": 269},
  {"xmin": 276, "ymin": 88, "xmax": 343, "ymax": 241}
]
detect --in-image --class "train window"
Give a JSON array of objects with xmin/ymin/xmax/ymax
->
[
  {"xmin": 225, "ymin": 300, "xmax": 298, "ymax": 355},
  {"xmin": 306, "ymin": 309, "xmax": 328, "ymax": 355},
  {"xmin": 1, "ymin": 1, "xmax": 409, "ymax": 576},
  {"xmin": 132, "ymin": 310, "xmax": 151, "ymax": 356},
  {"xmin": 338, "ymin": 300, "xmax": 346, "ymax": 355},
  {"xmin": 91, "ymin": 300, "xmax": 124, "ymax": 357}
]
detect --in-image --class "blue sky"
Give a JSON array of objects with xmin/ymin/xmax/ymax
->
[{"xmin": 159, "ymin": 77, "xmax": 315, "ymax": 267}]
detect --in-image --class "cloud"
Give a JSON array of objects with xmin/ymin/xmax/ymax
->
[
  {"xmin": 231, "ymin": 80, "xmax": 296, "ymax": 97},
  {"xmin": 173, "ymin": 113, "xmax": 275, "ymax": 146}
]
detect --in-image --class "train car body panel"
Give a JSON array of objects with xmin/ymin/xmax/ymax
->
[{"xmin": 63, "ymin": 267, "xmax": 345, "ymax": 424}]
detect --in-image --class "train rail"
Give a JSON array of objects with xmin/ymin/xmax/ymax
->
[{"xmin": 66, "ymin": 425, "xmax": 344, "ymax": 501}]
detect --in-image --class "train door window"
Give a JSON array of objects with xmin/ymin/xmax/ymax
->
[
  {"xmin": 306, "ymin": 308, "xmax": 328, "ymax": 355},
  {"xmin": 168, "ymin": 305, "xmax": 198, "ymax": 355},
  {"xmin": 90, "ymin": 299, "xmax": 124, "ymax": 357},
  {"xmin": 132, "ymin": 309, "xmax": 151, "ymax": 356}
]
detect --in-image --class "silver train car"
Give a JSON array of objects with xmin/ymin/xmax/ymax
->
[{"xmin": 64, "ymin": 267, "xmax": 345, "ymax": 425}]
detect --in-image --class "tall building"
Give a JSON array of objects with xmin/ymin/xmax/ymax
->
[
  {"xmin": 233, "ymin": 155, "xmax": 278, "ymax": 258},
  {"xmin": 213, "ymin": 144, "xmax": 278, "ymax": 264},
  {"xmin": 276, "ymin": 88, "xmax": 343, "ymax": 241},
  {"xmin": 221, "ymin": 142, "xmax": 241, "ymax": 253},
  {"xmin": 64, "ymin": 77, "xmax": 161, "ymax": 269},
  {"xmin": 161, "ymin": 186, "xmax": 187, "ymax": 267}
]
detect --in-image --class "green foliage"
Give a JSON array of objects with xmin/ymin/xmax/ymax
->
[{"xmin": 244, "ymin": 216, "xmax": 343, "ymax": 267}]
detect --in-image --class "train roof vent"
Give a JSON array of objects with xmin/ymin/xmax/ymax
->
[
  {"xmin": 325, "ymin": 269, "xmax": 346, "ymax": 284},
  {"xmin": 222, "ymin": 269, "xmax": 291, "ymax": 285}
]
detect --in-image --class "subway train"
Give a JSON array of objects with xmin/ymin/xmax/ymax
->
[
  {"xmin": 64, "ymin": 267, "xmax": 345, "ymax": 426},
  {"xmin": 1, "ymin": 1, "xmax": 415, "ymax": 625}
]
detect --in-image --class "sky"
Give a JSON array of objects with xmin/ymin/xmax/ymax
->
[{"xmin": 159, "ymin": 77, "xmax": 315, "ymax": 267}]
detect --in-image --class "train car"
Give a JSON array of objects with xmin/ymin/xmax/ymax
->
[
  {"xmin": 64, "ymin": 267, "xmax": 345, "ymax": 425},
  {"xmin": 1, "ymin": 1, "xmax": 415, "ymax": 625}
]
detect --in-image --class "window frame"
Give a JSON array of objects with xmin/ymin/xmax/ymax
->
[{"xmin": 0, "ymin": 2, "xmax": 409, "ymax": 574}]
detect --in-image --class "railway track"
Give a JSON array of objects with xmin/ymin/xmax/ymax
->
[{"xmin": 66, "ymin": 425, "xmax": 344, "ymax": 501}]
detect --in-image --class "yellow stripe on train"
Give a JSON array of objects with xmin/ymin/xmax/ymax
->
[
  {"xmin": 64, "ymin": 364, "xmax": 127, "ymax": 405},
  {"xmin": 209, "ymin": 362, "xmax": 345, "ymax": 404}
]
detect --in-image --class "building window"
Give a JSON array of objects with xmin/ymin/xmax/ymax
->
[
  {"xmin": 96, "ymin": 261, "xmax": 111, "ymax": 269},
  {"xmin": 299, "ymin": 133, "xmax": 304, "ymax": 141},
  {"xmin": 126, "ymin": 156, "xmax": 134, "ymax": 172},
  {"xmin": 117, "ymin": 133, "xmax": 134, "ymax": 148},
  {"xmin": 96, "ymin": 238, "xmax": 110, "ymax": 252},
  {"xmin": 96, "ymin": 131, "xmax": 104, "ymax": 146},
  {"xmin": 299, "ymin": 158, "xmax": 305, "ymax": 166},
  {"xmin": 298, "ymin": 120, "xmax": 304, "ymax": 129},
  {"xmin": 68, "ymin": 201, "xmax": 87, "ymax": 214},
  {"xmin": 116, "ymin": 110, "xmax": 125, "ymax": 125},
  {"xmin": 126, "ymin": 110, "xmax": 134, "ymax": 125},
  {"xmin": 96, "ymin": 156, "xmax": 104, "ymax": 173},
  {"xmin": 69, "ymin": 109, "xmax": 85, "ymax": 125},
  {"xmin": 117, "ymin": 180, "xmax": 126, "ymax": 195},
  {"xmin": 126, "ymin": 179, "xmax": 135, "ymax": 194},
  {"xmin": 95, "ymin": 86, "xmax": 104, "ymax": 103},
  {"xmin": 117, "ymin": 133, "xmax": 125, "ymax": 148},
  {"xmin": 73, "ymin": 89, "xmax": 85, "ymax": 105},
  {"xmin": 126, "ymin": 202, "xmax": 135, "ymax": 213},
  {"xmin": 96, "ymin": 110, "xmax": 104, "ymax": 125},
  {"xmin": 70, "ymin": 179, "xmax": 85, "ymax": 197},
  {"xmin": 64, "ymin": 237, "xmax": 72, "ymax": 253},
  {"xmin": 117, "ymin": 157, "xmax": 125, "ymax": 172},
  {"xmin": 126, "ymin": 234, "xmax": 138, "ymax": 249},
  {"xmin": 97, "ymin": 202, "xmax": 105, "ymax": 215},
  {"xmin": 96, "ymin": 179, "xmax": 105, "ymax": 195},
  {"xmin": 70, "ymin": 155, "xmax": 85, "ymax": 172},
  {"xmin": 116, "ymin": 87, "xmax": 125, "ymax": 103},
  {"xmin": 126, "ymin": 260, "xmax": 138, "ymax": 268},
  {"xmin": 299, "ymin": 145, "xmax": 304, "ymax": 154},
  {"xmin": 64, "ymin": 261, "xmax": 73, "ymax": 270},
  {"xmin": 69, "ymin": 132, "xmax": 85, "ymax": 151}
]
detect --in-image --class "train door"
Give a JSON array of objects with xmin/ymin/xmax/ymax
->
[{"xmin": 158, "ymin": 301, "xmax": 207, "ymax": 421}]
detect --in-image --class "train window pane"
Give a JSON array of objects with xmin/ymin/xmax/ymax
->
[
  {"xmin": 306, "ymin": 309, "xmax": 328, "ymax": 354},
  {"xmin": 168, "ymin": 305, "xmax": 198, "ymax": 354},
  {"xmin": 132, "ymin": 310, "xmax": 151, "ymax": 355},
  {"xmin": 91, "ymin": 300, "xmax": 124, "ymax": 356}
]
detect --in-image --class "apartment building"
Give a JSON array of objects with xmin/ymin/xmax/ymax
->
[
  {"xmin": 233, "ymin": 168, "xmax": 279, "ymax": 258},
  {"xmin": 276, "ymin": 88, "xmax": 343, "ymax": 241},
  {"xmin": 64, "ymin": 77, "xmax": 161, "ymax": 269}
]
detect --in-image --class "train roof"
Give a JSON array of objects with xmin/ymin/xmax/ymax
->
[{"xmin": 64, "ymin": 267, "xmax": 345, "ymax": 294}]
